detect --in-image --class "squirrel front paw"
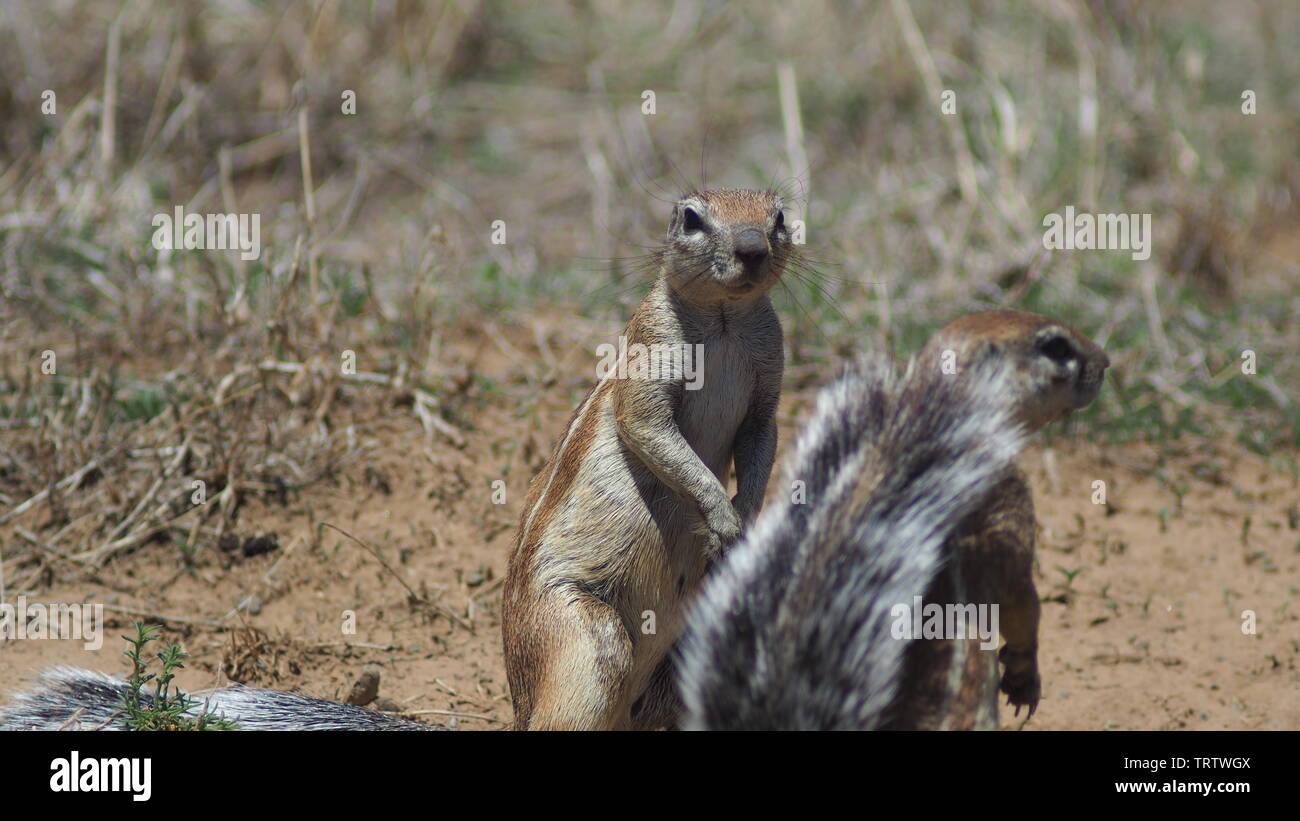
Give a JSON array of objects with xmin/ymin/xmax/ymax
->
[
  {"xmin": 998, "ymin": 645, "xmax": 1041, "ymax": 718},
  {"xmin": 696, "ymin": 501, "xmax": 742, "ymax": 560}
]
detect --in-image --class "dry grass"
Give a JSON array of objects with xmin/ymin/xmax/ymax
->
[{"xmin": 1, "ymin": 0, "xmax": 1297, "ymax": 594}]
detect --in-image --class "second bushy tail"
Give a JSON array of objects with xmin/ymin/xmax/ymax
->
[
  {"xmin": 0, "ymin": 666, "xmax": 441, "ymax": 731},
  {"xmin": 678, "ymin": 351, "xmax": 1025, "ymax": 730}
]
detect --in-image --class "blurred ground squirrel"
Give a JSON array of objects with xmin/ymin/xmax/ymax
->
[
  {"xmin": 680, "ymin": 309, "xmax": 1109, "ymax": 730},
  {"xmin": 503, "ymin": 188, "xmax": 792, "ymax": 730}
]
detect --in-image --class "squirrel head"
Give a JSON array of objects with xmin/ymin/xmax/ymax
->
[
  {"xmin": 662, "ymin": 189, "xmax": 791, "ymax": 305},
  {"xmin": 919, "ymin": 309, "xmax": 1110, "ymax": 433}
]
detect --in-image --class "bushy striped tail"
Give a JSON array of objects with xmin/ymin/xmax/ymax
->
[
  {"xmin": 0, "ymin": 666, "xmax": 441, "ymax": 731},
  {"xmin": 678, "ymin": 351, "xmax": 1025, "ymax": 730}
]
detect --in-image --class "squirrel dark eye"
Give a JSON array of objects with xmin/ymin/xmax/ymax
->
[
  {"xmin": 773, "ymin": 211, "xmax": 786, "ymax": 233},
  {"xmin": 682, "ymin": 207, "xmax": 705, "ymax": 234},
  {"xmin": 1038, "ymin": 335, "xmax": 1074, "ymax": 364}
]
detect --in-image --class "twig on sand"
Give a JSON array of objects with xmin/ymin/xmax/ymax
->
[
  {"xmin": 405, "ymin": 708, "xmax": 502, "ymax": 723},
  {"xmin": 321, "ymin": 522, "xmax": 475, "ymax": 633}
]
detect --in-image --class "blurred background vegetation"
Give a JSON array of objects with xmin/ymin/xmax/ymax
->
[{"xmin": 0, "ymin": 1, "xmax": 1297, "ymax": 563}]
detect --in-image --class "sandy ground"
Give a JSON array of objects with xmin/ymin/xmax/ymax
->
[{"xmin": 1, "ymin": 323, "xmax": 1296, "ymax": 731}]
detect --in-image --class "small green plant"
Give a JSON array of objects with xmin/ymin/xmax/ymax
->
[
  {"xmin": 1055, "ymin": 564, "xmax": 1086, "ymax": 585},
  {"xmin": 118, "ymin": 622, "xmax": 238, "ymax": 731}
]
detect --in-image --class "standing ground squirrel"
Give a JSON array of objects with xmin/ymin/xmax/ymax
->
[
  {"xmin": 503, "ymin": 188, "xmax": 792, "ymax": 730},
  {"xmin": 679, "ymin": 309, "xmax": 1109, "ymax": 730}
]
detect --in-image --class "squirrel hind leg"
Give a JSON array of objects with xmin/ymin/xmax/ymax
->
[
  {"xmin": 512, "ymin": 589, "xmax": 633, "ymax": 731},
  {"xmin": 628, "ymin": 653, "xmax": 682, "ymax": 730}
]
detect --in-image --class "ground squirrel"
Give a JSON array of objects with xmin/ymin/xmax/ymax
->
[
  {"xmin": 679, "ymin": 309, "xmax": 1109, "ymax": 730},
  {"xmin": 502, "ymin": 188, "xmax": 792, "ymax": 730}
]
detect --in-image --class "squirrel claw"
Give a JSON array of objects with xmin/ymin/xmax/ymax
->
[{"xmin": 998, "ymin": 646, "xmax": 1041, "ymax": 719}]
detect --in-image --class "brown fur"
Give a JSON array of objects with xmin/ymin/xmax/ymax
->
[
  {"xmin": 884, "ymin": 309, "xmax": 1108, "ymax": 729},
  {"xmin": 503, "ymin": 189, "xmax": 792, "ymax": 730}
]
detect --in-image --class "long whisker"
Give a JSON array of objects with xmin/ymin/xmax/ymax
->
[
  {"xmin": 783, "ymin": 269, "xmax": 856, "ymax": 331},
  {"xmin": 779, "ymin": 252, "xmax": 876, "ymax": 289}
]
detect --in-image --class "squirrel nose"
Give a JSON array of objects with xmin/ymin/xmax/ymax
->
[{"xmin": 734, "ymin": 228, "xmax": 768, "ymax": 265}]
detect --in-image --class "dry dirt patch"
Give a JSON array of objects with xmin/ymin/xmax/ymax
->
[{"xmin": 1, "ymin": 328, "xmax": 1295, "ymax": 730}]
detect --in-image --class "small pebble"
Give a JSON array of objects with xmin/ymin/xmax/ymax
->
[{"xmin": 345, "ymin": 669, "xmax": 381, "ymax": 706}]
